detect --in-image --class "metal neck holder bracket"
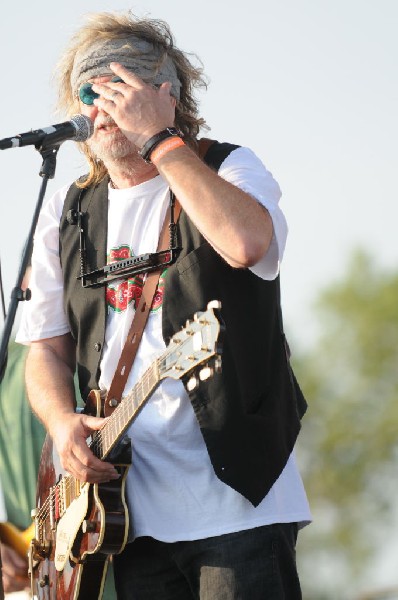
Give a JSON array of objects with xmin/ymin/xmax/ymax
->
[{"xmin": 77, "ymin": 189, "xmax": 181, "ymax": 288}]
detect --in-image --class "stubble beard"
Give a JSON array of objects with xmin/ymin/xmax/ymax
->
[
  {"xmin": 88, "ymin": 130, "xmax": 136, "ymax": 162},
  {"xmin": 85, "ymin": 116, "xmax": 159, "ymax": 183},
  {"xmin": 87, "ymin": 116, "xmax": 142, "ymax": 171}
]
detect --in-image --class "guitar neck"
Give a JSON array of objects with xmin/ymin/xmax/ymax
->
[{"xmin": 91, "ymin": 359, "xmax": 161, "ymax": 460}]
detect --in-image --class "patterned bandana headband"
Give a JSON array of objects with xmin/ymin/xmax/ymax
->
[{"xmin": 71, "ymin": 36, "xmax": 182, "ymax": 100}]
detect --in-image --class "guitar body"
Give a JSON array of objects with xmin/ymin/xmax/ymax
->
[{"xmin": 30, "ymin": 391, "xmax": 131, "ymax": 600}]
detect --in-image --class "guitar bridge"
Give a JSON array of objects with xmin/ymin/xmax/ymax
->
[{"xmin": 29, "ymin": 536, "xmax": 51, "ymax": 565}]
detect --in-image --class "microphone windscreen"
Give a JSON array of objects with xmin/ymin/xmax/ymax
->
[{"xmin": 70, "ymin": 114, "xmax": 94, "ymax": 142}]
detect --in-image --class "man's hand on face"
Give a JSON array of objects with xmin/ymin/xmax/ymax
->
[{"xmin": 91, "ymin": 62, "xmax": 176, "ymax": 149}]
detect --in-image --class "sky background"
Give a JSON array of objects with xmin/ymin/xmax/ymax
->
[
  {"xmin": 1, "ymin": 0, "xmax": 397, "ymax": 346},
  {"xmin": 0, "ymin": 0, "xmax": 397, "ymax": 595}
]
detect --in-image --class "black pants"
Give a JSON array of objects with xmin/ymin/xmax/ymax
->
[{"xmin": 113, "ymin": 523, "xmax": 301, "ymax": 599}]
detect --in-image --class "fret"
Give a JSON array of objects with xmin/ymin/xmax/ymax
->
[
  {"xmin": 102, "ymin": 425, "xmax": 110, "ymax": 458},
  {"xmin": 100, "ymin": 361, "xmax": 161, "ymax": 459},
  {"xmin": 102, "ymin": 417, "xmax": 116, "ymax": 457},
  {"xmin": 144, "ymin": 376, "xmax": 149, "ymax": 398},
  {"xmin": 133, "ymin": 384, "xmax": 139, "ymax": 412},
  {"xmin": 97, "ymin": 432, "xmax": 104, "ymax": 459},
  {"xmin": 127, "ymin": 386, "xmax": 136, "ymax": 416},
  {"xmin": 113, "ymin": 407, "xmax": 122, "ymax": 439},
  {"xmin": 99, "ymin": 427, "xmax": 109, "ymax": 459},
  {"xmin": 139, "ymin": 377, "xmax": 145, "ymax": 405}
]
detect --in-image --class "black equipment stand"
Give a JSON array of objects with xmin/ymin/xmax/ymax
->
[{"xmin": 0, "ymin": 142, "xmax": 60, "ymax": 383}]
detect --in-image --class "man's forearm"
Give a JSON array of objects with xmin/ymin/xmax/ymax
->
[
  {"xmin": 25, "ymin": 334, "xmax": 77, "ymax": 436},
  {"xmin": 24, "ymin": 335, "xmax": 119, "ymax": 483},
  {"xmin": 152, "ymin": 144, "xmax": 274, "ymax": 268}
]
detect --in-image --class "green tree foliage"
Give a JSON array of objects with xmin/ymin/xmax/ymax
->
[{"xmin": 293, "ymin": 250, "xmax": 398, "ymax": 598}]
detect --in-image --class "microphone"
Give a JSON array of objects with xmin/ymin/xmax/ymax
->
[{"xmin": 0, "ymin": 114, "xmax": 94, "ymax": 150}]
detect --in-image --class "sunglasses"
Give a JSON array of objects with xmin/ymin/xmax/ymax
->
[{"xmin": 78, "ymin": 76, "xmax": 124, "ymax": 105}]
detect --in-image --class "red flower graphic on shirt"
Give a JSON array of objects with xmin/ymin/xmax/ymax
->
[
  {"xmin": 106, "ymin": 245, "xmax": 167, "ymax": 313},
  {"xmin": 109, "ymin": 246, "xmax": 131, "ymax": 261}
]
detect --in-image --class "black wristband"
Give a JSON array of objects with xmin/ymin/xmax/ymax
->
[{"xmin": 138, "ymin": 127, "xmax": 182, "ymax": 163}]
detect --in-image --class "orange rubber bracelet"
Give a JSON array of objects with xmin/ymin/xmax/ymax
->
[{"xmin": 150, "ymin": 137, "xmax": 185, "ymax": 162}]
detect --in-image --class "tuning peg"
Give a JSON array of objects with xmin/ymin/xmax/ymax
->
[
  {"xmin": 199, "ymin": 366, "xmax": 213, "ymax": 381},
  {"xmin": 187, "ymin": 375, "xmax": 199, "ymax": 391},
  {"xmin": 184, "ymin": 320, "xmax": 194, "ymax": 335},
  {"xmin": 214, "ymin": 357, "xmax": 222, "ymax": 373},
  {"xmin": 207, "ymin": 300, "xmax": 221, "ymax": 309}
]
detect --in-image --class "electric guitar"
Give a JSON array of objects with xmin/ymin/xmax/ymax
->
[{"xmin": 29, "ymin": 301, "xmax": 223, "ymax": 599}]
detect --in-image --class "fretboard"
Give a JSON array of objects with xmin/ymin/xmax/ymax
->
[{"xmin": 91, "ymin": 358, "xmax": 160, "ymax": 460}]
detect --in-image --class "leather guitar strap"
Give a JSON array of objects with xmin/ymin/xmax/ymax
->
[
  {"xmin": 104, "ymin": 200, "xmax": 181, "ymax": 416},
  {"xmin": 104, "ymin": 138, "xmax": 213, "ymax": 416}
]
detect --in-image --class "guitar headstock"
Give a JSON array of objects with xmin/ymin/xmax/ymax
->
[{"xmin": 158, "ymin": 300, "xmax": 223, "ymax": 385}]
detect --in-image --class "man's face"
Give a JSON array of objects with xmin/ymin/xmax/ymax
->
[{"xmin": 78, "ymin": 75, "xmax": 137, "ymax": 163}]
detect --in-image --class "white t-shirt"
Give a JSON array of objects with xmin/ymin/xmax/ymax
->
[{"xmin": 17, "ymin": 146, "xmax": 311, "ymax": 541}]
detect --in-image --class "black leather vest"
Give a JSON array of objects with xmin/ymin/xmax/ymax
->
[{"xmin": 59, "ymin": 141, "xmax": 307, "ymax": 506}]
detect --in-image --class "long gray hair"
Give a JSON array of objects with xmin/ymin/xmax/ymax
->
[{"xmin": 54, "ymin": 11, "xmax": 208, "ymax": 188}]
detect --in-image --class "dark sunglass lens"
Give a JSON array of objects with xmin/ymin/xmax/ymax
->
[{"xmin": 79, "ymin": 82, "xmax": 99, "ymax": 105}]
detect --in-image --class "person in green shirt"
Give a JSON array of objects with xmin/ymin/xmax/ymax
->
[
  {"xmin": 0, "ymin": 342, "xmax": 116, "ymax": 597},
  {"xmin": 0, "ymin": 343, "xmax": 45, "ymax": 532},
  {"xmin": 0, "ymin": 342, "xmax": 45, "ymax": 594}
]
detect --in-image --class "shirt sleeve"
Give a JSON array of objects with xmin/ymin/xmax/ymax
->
[
  {"xmin": 16, "ymin": 183, "xmax": 73, "ymax": 344},
  {"xmin": 217, "ymin": 146, "xmax": 288, "ymax": 280}
]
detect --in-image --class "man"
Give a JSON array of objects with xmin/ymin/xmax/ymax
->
[
  {"xmin": 0, "ymin": 340, "xmax": 117, "ymax": 599},
  {"xmin": 17, "ymin": 11, "xmax": 311, "ymax": 599},
  {"xmin": 0, "ymin": 264, "xmax": 46, "ymax": 597}
]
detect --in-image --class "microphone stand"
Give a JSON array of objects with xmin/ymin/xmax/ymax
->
[{"xmin": 0, "ymin": 141, "xmax": 60, "ymax": 383}]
